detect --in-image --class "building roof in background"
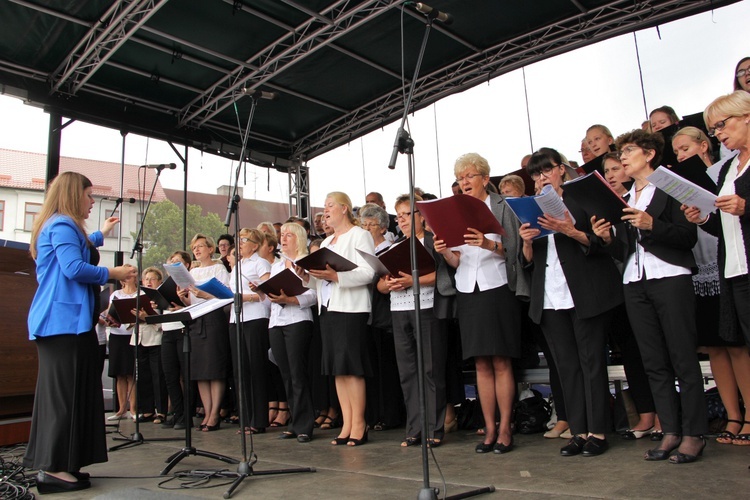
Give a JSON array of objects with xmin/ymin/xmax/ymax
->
[
  {"xmin": 163, "ymin": 188, "xmax": 320, "ymax": 228},
  {"xmin": 0, "ymin": 148, "xmax": 166, "ymax": 201}
]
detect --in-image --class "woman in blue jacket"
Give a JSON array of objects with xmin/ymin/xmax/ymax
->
[{"xmin": 23, "ymin": 172, "xmax": 136, "ymax": 494}]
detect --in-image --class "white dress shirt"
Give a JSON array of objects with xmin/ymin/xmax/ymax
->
[
  {"xmin": 268, "ymin": 259, "xmax": 317, "ymax": 328},
  {"xmin": 622, "ymin": 183, "xmax": 691, "ymax": 284},
  {"xmin": 229, "ymin": 253, "xmax": 271, "ymax": 323},
  {"xmin": 719, "ymin": 155, "xmax": 750, "ymax": 279},
  {"xmin": 542, "ymin": 235, "xmax": 574, "ymax": 310}
]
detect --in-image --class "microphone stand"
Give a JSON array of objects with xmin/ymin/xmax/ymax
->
[
  {"xmin": 110, "ymin": 166, "xmax": 181, "ymax": 451},
  {"xmin": 216, "ymin": 93, "xmax": 314, "ymax": 498},
  {"xmin": 387, "ymin": 13, "xmax": 493, "ymax": 500}
]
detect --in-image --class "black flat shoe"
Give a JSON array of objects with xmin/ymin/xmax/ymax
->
[
  {"xmin": 70, "ymin": 471, "xmax": 90, "ymax": 481},
  {"xmin": 669, "ymin": 437, "xmax": 706, "ymax": 464},
  {"xmin": 475, "ymin": 441, "xmax": 494, "ymax": 454},
  {"xmin": 582, "ymin": 436, "xmax": 608, "ymax": 457},
  {"xmin": 650, "ymin": 430, "xmax": 664, "ymax": 441},
  {"xmin": 279, "ymin": 431, "xmax": 297, "ymax": 440},
  {"xmin": 36, "ymin": 471, "xmax": 91, "ymax": 494},
  {"xmin": 493, "ymin": 439, "xmax": 513, "ymax": 454},
  {"xmin": 560, "ymin": 436, "xmax": 587, "ymax": 456},
  {"xmin": 297, "ymin": 434, "xmax": 312, "ymax": 443}
]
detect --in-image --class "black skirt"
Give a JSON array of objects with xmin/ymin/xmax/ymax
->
[
  {"xmin": 107, "ymin": 333, "xmax": 134, "ymax": 377},
  {"xmin": 319, "ymin": 309, "xmax": 373, "ymax": 377},
  {"xmin": 456, "ymin": 284, "xmax": 522, "ymax": 359},
  {"xmin": 23, "ymin": 331, "xmax": 107, "ymax": 471},
  {"xmin": 189, "ymin": 308, "xmax": 230, "ymax": 380}
]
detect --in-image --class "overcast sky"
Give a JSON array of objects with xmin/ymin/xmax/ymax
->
[{"xmin": 1, "ymin": 1, "xmax": 747, "ymax": 212}]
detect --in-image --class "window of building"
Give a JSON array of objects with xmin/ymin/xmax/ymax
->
[{"xmin": 24, "ymin": 202, "xmax": 42, "ymax": 231}]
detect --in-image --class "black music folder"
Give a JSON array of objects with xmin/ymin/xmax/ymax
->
[
  {"xmin": 356, "ymin": 238, "xmax": 435, "ymax": 277},
  {"xmin": 256, "ymin": 268, "xmax": 308, "ymax": 297},
  {"xmin": 295, "ymin": 247, "xmax": 357, "ymax": 272},
  {"xmin": 561, "ymin": 170, "xmax": 628, "ymax": 223}
]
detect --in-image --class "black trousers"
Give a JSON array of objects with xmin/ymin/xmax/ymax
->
[
  {"xmin": 540, "ymin": 308, "xmax": 612, "ymax": 436},
  {"xmin": 137, "ymin": 344, "xmax": 168, "ymax": 415},
  {"xmin": 392, "ymin": 307, "xmax": 448, "ymax": 439},
  {"xmin": 269, "ymin": 321, "xmax": 315, "ymax": 436},
  {"xmin": 608, "ymin": 303, "xmax": 655, "ymax": 415},
  {"xmin": 229, "ymin": 318, "xmax": 269, "ymax": 429},
  {"xmin": 365, "ymin": 326, "xmax": 404, "ymax": 428},
  {"xmin": 161, "ymin": 328, "xmax": 185, "ymax": 422},
  {"xmin": 624, "ymin": 274, "xmax": 708, "ymax": 436}
]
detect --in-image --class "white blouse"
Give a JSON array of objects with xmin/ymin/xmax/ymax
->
[
  {"xmin": 229, "ymin": 254, "xmax": 271, "ymax": 323},
  {"xmin": 268, "ymin": 259, "xmax": 317, "ymax": 328},
  {"xmin": 451, "ymin": 195, "xmax": 507, "ymax": 293},
  {"xmin": 542, "ymin": 235, "xmax": 574, "ymax": 310},
  {"xmin": 622, "ymin": 183, "xmax": 691, "ymax": 284},
  {"xmin": 719, "ymin": 155, "xmax": 750, "ymax": 279}
]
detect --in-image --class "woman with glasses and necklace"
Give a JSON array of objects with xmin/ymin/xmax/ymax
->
[
  {"xmin": 684, "ymin": 91, "xmax": 750, "ymax": 446},
  {"xmin": 519, "ymin": 148, "xmax": 622, "ymax": 458},
  {"xmin": 593, "ymin": 129, "xmax": 707, "ymax": 464},
  {"xmin": 227, "ymin": 228, "xmax": 271, "ymax": 435},
  {"xmin": 433, "ymin": 153, "xmax": 529, "ymax": 455},
  {"xmin": 178, "ymin": 234, "xmax": 231, "ymax": 432}
]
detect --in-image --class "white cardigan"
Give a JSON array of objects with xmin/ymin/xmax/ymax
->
[{"xmin": 307, "ymin": 226, "xmax": 375, "ymax": 314}]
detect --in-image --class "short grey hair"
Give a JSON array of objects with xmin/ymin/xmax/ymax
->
[{"xmin": 358, "ymin": 203, "xmax": 389, "ymax": 229}]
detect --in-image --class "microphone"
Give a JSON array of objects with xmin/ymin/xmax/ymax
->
[
  {"xmin": 413, "ymin": 2, "xmax": 454, "ymax": 25},
  {"xmin": 141, "ymin": 163, "xmax": 177, "ymax": 170},
  {"xmin": 101, "ymin": 197, "xmax": 136, "ymax": 204},
  {"xmin": 240, "ymin": 88, "xmax": 279, "ymax": 100}
]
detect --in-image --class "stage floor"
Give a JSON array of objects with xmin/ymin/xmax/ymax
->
[{"xmin": 8, "ymin": 415, "xmax": 748, "ymax": 499}]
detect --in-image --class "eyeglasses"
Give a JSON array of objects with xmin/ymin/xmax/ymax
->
[
  {"xmin": 617, "ymin": 145, "xmax": 642, "ymax": 159},
  {"xmin": 455, "ymin": 173, "xmax": 484, "ymax": 183},
  {"xmin": 240, "ymin": 237, "xmax": 259, "ymax": 244},
  {"xmin": 192, "ymin": 244, "xmax": 208, "ymax": 251},
  {"xmin": 708, "ymin": 116, "xmax": 736, "ymax": 137},
  {"xmin": 361, "ymin": 221, "xmax": 381, "ymax": 229},
  {"xmin": 528, "ymin": 165, "xmax": 558, "ymax": 181},
  {"xmin": 218, "ymin": 243, "xmax": 230, "ymax": 248},
  {"xmin": 737, "ymin": 68, "xmax": 749, "ymax": 79},
  {"xmin": 396, "ymin": 211, "xmax": 418, "ymax": 220}
]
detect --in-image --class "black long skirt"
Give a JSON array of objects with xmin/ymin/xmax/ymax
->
[{"xmin": 23, "ymin": 330, "xmax": 107, "ymax": 472}]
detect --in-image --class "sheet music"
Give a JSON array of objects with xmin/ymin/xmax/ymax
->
[
  {"xmin": 647, "ymin": 166, "xmax": 718, "ymax": 218},
  {"xmin": 536, "ymin": 185, "xmax": 575, "ymax": 224},
  {"xmin": 163, "ymin": 262, "xmax": 195, "ymax": 288}
]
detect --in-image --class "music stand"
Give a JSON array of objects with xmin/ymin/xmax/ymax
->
[
  {"xmin": 145, "ymin": 302, "xmax": 240, "ymax": 474},
  {"xmin": 387, "ymin": 5, "xmax": 493, "ymax": 500},
  {"xmin": 110, "ymin": 165, "xmax": 181, "ymax": 451}
]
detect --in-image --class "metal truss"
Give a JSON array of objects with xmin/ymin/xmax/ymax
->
[
  {"xmin": 291, "ymin": 0, "xmax": 725, "ymax": 160},
  {"xmin": 48, "ymin": 0, "xmax": 169, "ymax": 96},
  {"xmin": 287, "ymin": 161, "xmax": 310, "ymax": 219},
  {"xmin": 176, "ymin": 0, "xmax": 400, "ymax": 128}
]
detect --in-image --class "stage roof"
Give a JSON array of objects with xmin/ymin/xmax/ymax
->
[{"xmin": 0, "ymin": 0, "xmax": 739, "ymax": 170}]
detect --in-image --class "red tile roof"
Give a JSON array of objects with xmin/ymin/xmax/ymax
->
[{"xmin": 0, "ymin": 148, "xmax": 166, "ymax": 201}]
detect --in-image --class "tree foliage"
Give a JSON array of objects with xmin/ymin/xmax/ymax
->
[{"xmin": 136, "ymin": 199, "xmax": 225, "ymax": 271}]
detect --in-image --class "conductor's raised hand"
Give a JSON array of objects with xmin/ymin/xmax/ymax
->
[
  {"xmin": 308, "ymin": 264, "xmax": 338, "ymax": 283},
  {"xmin": 101, "ymin": 216, "xmax": 120, "ymax": 237},
  {"xmin": 109, "ymin": 265, "xmax": 137, "ymax": 281}
]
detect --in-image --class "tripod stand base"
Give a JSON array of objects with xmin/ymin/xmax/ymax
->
[
  {"xmin": 216, "ymin": 464, "xmax": 317, "ymax": 499},
  {"xmin": 109, "ymin": 431, "xmax": 182, "ymax": 452},
  {"xmin": 444, "ymin": 485, "xmax": 496, "ymax": 500},
  {"xmin": 160, "ymin": 447, "xmax": 239, "ymax": 475}
]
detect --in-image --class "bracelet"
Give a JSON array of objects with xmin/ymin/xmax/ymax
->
[{"xmin": 697, "ymin": 214, "xmax": 710, "ymax": 226}]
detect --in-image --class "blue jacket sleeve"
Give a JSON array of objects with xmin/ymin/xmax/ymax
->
[{"xmin": 50, "ymin": 219, "xmax": 109, "ymax": 285}]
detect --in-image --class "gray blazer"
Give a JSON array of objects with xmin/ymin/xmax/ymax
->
[{"xmin": 488, "ymin": 191, "xmax": 530, "ymax": 301}]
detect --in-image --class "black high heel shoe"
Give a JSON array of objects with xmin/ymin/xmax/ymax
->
[
  {"xmin": 669, "ymin": 437, "xmax": 706, "ymax": 464},
  {"xmin": 347, "ymin": 427, "xmax": 369, "ymax": 446},
  {"xmin": 331, "ymin": 435, "xmax": 350, "ymax": 445},
  {"xmin": 644, "ymin": 434, "xmax": 681, "ymax": 461}
]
